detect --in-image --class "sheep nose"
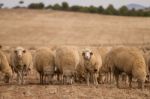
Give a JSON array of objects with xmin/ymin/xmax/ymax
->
[
  {"xmin": 94, "ymin": 69, "xmax": 97, "ymax": 72},
  {"xmin": 18, "ymin": 55, "xmax": 22, "ymax": 58}
]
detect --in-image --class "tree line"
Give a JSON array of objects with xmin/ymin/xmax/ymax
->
[
  {"xmin": 27, "ymin": 2, "xmax": 150, "ymax": 17},
  {"xmin": 1, "ymin": 2, "xmax": 150, "ymax": 17}
]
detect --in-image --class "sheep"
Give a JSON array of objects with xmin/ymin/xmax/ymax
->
[
  {"xmin": 101, "ymin": 47, "xmax": 147, "ymax": 89},
  {"xmin": 75, "ymin": 49, "xmax": 86, "ymax": 83},
  {"xmin": 97, "ymin": 47, "xmax": 112, "ymax": 84},
  {"xmin": 10, "ymin": 46, "xmax": 33, "ymax": 84},
  {"xmin": 34, "ymin": 47, "xmax": 55, "ymax": 84},
  {"xmin": 82, "ymin": 48, "xmax": 102, "ymax": 86},
  {"xmin": 143, "ymin": 51, "xmax": 150, "ymax": 82},
  {"xmin": 0, "ymin": 50, "xmax": 12, "ymax": 83},
  {"xmin": 55, "ymin": 46, "xmax": 80, "ymax": 84}
]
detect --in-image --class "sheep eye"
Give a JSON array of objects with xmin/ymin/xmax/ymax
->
[
  {"xmin": 82, "ymin": 52, "xmax": 85, "ymax": 56},
  {"xmin": 23, "ymin": 50, "xmax": 26, "ymax": 53},
  {"xmin": 90, "ymin": 52, "xmax": 93, "ymax": 56},
  {"xmin": 14, "ymin": 50, "xmax": 17, "ymax": 53}
]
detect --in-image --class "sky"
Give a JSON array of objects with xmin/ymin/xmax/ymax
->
[{"xmin": 0, "ymin": 0, "xmax": 150, "ymax": 8}]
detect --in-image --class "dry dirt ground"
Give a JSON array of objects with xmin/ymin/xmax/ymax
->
[
  {"xmin": 1, "ymin": 78, "xmax": 150, "ymax": 99},
  {"xmin": 0, "ymin": 9, "xmax": 150, "ymax": 99}
]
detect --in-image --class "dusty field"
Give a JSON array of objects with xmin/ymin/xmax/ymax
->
[
  {"xmin": 1, "ymin": 78, "xmax": 150, "ymax": 99},
  {"xmin": 0, "ymin": 9, "xmax": 150, "ymax": 47},
  {"xmin": 0, "ymin": 9, "xmax": 150, "ymax": 99}
]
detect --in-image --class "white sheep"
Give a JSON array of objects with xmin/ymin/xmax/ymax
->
[
  {"xmin": 0, "ymin": 50, "xmax": 12, "ymax": 83},
  {"xmin": 55, "ymin": 46, "xmax": 80, "ymax": 84},
  {"xmin": 101, "ymin": 47, "xmax": 147, "ymax": 89},
  {"xmin": 97, "ymin": 47, "xmax": 112, "ymax": 84},
  {"xmin": 34, "ymin": 47, "xmax": 55, "ymax": 84},
  {"xmin": 10, "ymin": 46, "xmax": 33, "ymax": 84},
  {"xmin": 82, "ymin": 48, "xmax": 102, "ymax": 86}
]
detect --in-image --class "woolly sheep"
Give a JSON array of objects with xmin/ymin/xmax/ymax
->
[
  {"xmin": 0, "ymin": 50, "xmax": 12, "ymax": 83},
  {"xmin": 101, "ymin": 47, "xmax": 147, "ymax": 89},
  {"xmin": 97, "ymin": 47, "xmax": 112, "ymax": 83},
  {"xmin": 55, "ymin": 46, "xmax": 80, "ymax": 84},
  {"xmin": 75, "ymin": 49, "xmax": 86, "ymax": 83},
  {"xmin": 143, "ymin": 51, "xmax": 150, "ymax": 82},
  {"xmin": 82, "ymin": 48, "xmax": 102, "ymax": 86},
  {"xmin": 10, "ymin": 46, "xmax": 33, "ymax": 84},
  {"xmin": 34, "ymin": 47, "xmax": 55, "ymax": 84}
]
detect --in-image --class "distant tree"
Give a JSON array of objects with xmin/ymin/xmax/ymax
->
[
  {"xmin": 52, "ymin": 4, "xmax": 61, "ymax": 10},
  {"xmin": 0, "ymin": 3, "xmax": 4, "ymax": 8},
  {"xmin": 119, "ymin": 6, "xmax": 128, "ymax": 16},
  {"xmin": 70, "ymin": 5, "xmax": 81, "ymax": 11},
  {"xmin": 79, "ymin": 6, "xmax": 89, "ymax": 12},
  {"xmin": 45, "ymin": 4, "xmax": 53, "ymax": 9},
  {"xmin": 143, "ymin": 11, "xmax": 150, "ymax": 17},
  {"xmin": 98, "ymin": 6, "xmax": 104, "ymax": 14},
  {"xmin": 19, "ymin": 1, "xmax": 24, "ymax": 4},
  {"xmin": 88, "ymin": 6, "xmax": 98, "ymax": 13},
  {"xmin": 61, "ymin": 2, "xmax": 69, "ymax": 10},
  {"xmin": 28, "ymin": 3, "xmax": 45, "ymax": 9},
  {"xmin": 136, "ymin": 9, "xmax": 144, "ymax": 16},
  {"xmin": 104, "ymin": 4, "xmax": 118, "ymax": 15},
  {"xmin": 128, "ymin": 8, "xmax": 137, "ymax": 16}
]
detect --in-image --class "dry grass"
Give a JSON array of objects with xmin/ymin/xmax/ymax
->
[{"xmin": 0, "ymin": 9, "xmax": 150, "ymax": 47}]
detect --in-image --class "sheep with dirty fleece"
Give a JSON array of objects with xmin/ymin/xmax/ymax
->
[
  {"xmin": 0, "ymin": 50, "xmax": 12, "ymax": 83},
  {"xmin": 143, "ymin": 51, "xmax": 150, "ymax": 82},
  {"xmin": 10, "ymin": 46, "xmax": 33, "ymax": 84},
  {"xmin": 55, "ymin": 46, "xmax": 80, "ymax": 84},
  {"xmin": 101, "ymin": 47, "xmax": 147, "ymax": 89},
  {"xmin": 82, "ymin": 48, "xmax": 102, "ymax": 86},
  {"xmin": 96, "ymin": 47, "xmax": 112, "ymax": 84},
  {"xmin": 75, "ymin": 48, "xmax": 86, "ymax": 83},
  {"xmin": 34, "ymin": 47, "xmax": 55, "ymax": 84}
]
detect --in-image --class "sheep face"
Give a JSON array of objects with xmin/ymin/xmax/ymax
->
[
  {"xmin": 14, "ymin": 47, "xmax": 26, "ymax": 59},
  {"xmin": 82, "ymin": 50, "xmax": 93, "ymax": 60}
]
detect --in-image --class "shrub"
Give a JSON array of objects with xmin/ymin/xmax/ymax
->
[
  {"xmin": 119, "ymin": 6, "xmax": 128, "ymax": 16},
  {"xmin": 61, "ymin": 2, "xmax": 69, "ymax": 10},
  {"xmin": 28, "ymin": 3, "xmax": 45, "ymax": 9},
  {"xmin": 52, "ymin": 4, "xmax": 61, "ymax": 10}
]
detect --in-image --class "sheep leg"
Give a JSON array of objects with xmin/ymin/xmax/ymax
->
[
  {"xmin": 39, "ymin": 73, "xmax": 44, "ymax": 84},
  {"xmin": 86, "ymin": 72, "xmax": 90, "ymax": 86},
  {"xmin": 43, "ymin": 75, "xmax": 46, "ymax": 84},
  {"xmin": 60, "ymin": 74, "xmax": 64, "ymax": 84},
  {"xmin": 17, "ymin": 72, "xmax": 22, "ymax": 85},
  {"xmin": 40, "ymin": 73, "xmax": 42, "ymax": 84},
  {"xmin": 114, "ymin": 71, "xmax": 119, "ymax": 88},
  {"xmin": 138, "ymin": 81, "xmax": 144, "ymax": 89},
  {"xmin": 93, "ymin": 73, "xmax": 98, "ymax": 86},
  {"xmin": 110, "ymin": 72, "xmax": 111, "ymax": 84},
  {"xmin": 70, "ymin": 76, "xmax": 73, "ymax": 85},
  {"xmin": 128, "ymin": 75, "xmax": 132, "ymax": 88},
  {"xmin": 21, "ymin": 71, "xmax": 24, "ymax": 85},
  {"xmin": 106, "ymin": 73, "xmax": 109, "ymax": 83},
  {"xmin": 41, "ymin": 74, "xmax": 44, "ymax": 84}
]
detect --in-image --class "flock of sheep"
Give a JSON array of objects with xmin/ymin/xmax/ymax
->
[{"xmin": 0, "ymin": 45, "xmax": 150, "ymax": 89}]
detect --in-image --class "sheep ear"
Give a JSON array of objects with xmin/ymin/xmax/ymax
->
[
  {"xmin": 23, "ymin": 50, "xmax": 26, "ymax": 53},
  {"xmin": 14, "ymin": 50, "xmax": 17, "ymax": 53},
  {"xmin": 0, "ymin": 45, "xmax": 2, "ymax": 49},
  {"xmin": 90, "ymin": 52, "xmax": 93, "ymax": 56},
  {"xmin": 82, "ymin": 52, "xmax": 85, "ymax": 56}
]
